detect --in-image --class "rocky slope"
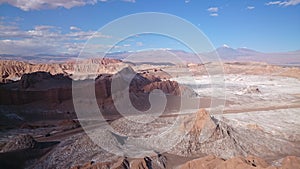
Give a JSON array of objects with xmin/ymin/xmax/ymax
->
[
  {"xmin": 0, "ymin": 65, "xmax": 195, "ymax": 106},
  {"xmin": 0, "ymin": 134, "xmax": 37, "ymax": 153},
  {"xmin": 0, "ymin": 72, "xmax": 72, "ymax": 105},
  {"xmin": 1, "ymin": 60, "xmax": 300, "ymax": 169},
  {"xmin": 0, "ymin": 59, "xmax": 122, "ymax": 83},
  {"xmin": 172, "ymin": 109, "xmax": 300, "ymax": 160},
  {"xmin": 70, "ymin": 155, "xmax": 300, "ymax": 169},
  {"xmin": 179, "ymin": 155, "xmax": 300, "ymax": 169},
  {"xmin": 0, "ymin": 66, "xmax": 196, "ymax": 135},
  {"xmin": 17, "ymin": 108, "xmax": 299, "ymax": 169},
  {"xmin": 0, "ymin": 134, "xmax": 59, "ymax": 169}
]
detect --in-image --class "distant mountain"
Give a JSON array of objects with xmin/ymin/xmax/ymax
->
[
  {"xmin": 203, "ymin": 46, "xmax": 300, "ymax": 65},
  {"xmin": 206, "ymin": 45, "xmax": 261, "ymax": 60},
  {"xmin": 0, "ymin": 53, "xmax": 78, "ymax": 63},
  {"xmin": 236, "ymin": 48, "xmax": 261, "ymax": 55},
  {"xmin": 215, "ymin": 46, "xmax": 244, "ymax": 59},
  {"xmin": 104, "ymin": 47, "xmax": 300, "ymax": 65},
  {"xmin": 1, "ymin": 46, "xmax": 299, "ymax": 65},
  {"xmin": 106, "ymin": 49, "xmax": 198, "ymax": 65}
]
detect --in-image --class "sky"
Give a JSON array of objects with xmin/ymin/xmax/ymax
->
[{"xmin": 0, "ymin": 0, "xmax": 299, "ymax": 56}]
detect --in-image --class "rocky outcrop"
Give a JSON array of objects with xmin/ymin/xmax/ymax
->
[
  {"xmin": 0, "ymin": 60, "xmax": 66, "ymax": 83},
  {"xmin": 70, "ymin": 153, "xmax": 300, "ymax": 169},
  {"xmin": 15, "ymin": 108, "xmax": 300, "ymax": 169},
  {"xmin": 0, "ymin": 134, "xmax": 37, "ymax": 153},
  {"xmin": 174, "ymin": 109, "xmax": 300, "ymax": 161},
  {"xmin": 71, "ymin": 158, "xmax": 129, "ymax": 169},
  {"xmin": 0, "ymin": 58, "xmax": 122, "ymax": 83},
  {"xmin": 20, "ymin": 71, "xmax": 52, "ymax": 89},
  {"xmin": 0, "ymin": 71, "xmax": 72, "ymax": 105},
  {"xmin": 140, "ymin": 78, "xmax": 198, "ymax": 98},
  {"xmin": 72, "ymin": 155, "xmax": 167, "ymax": 169},
  {"xmin": 179, "ymin": 155, "xmax": 300, "ymax": 169},
  {"xmin": 173, "ymin": 109, "xmax": 241, "ymax": 158},
  {"xmin": 32, "ymin": 133, "xmax": 118, "ymax": 169},
  {"xmin": 0, "ymin": 134, "xmax": 59, "ymax": 169},
  {"xmin": 143, "ymin": 80, "xmax": 181, "ymax": 96},
  {"xmin": 95, "ymin": 66, "xmax": 154, "ymax": 98},
  {"xmin": 71, "ymin": 154, "xmax": 167, "ymax": 169},
  {"xmin": 0, "ymin": 65, "xmax": 191, "ymax": 106},
  {"xmin": 139, "ymin": 68, "xmax": 171, "ymax": 81},
  {"xmin": 94, "ymin": 66, "xmax": 195, "ymax": 114},
  {"xmin": 280, "ymin": 156, "xmax": 300, "ymax": 169},
  {"xmin": 19, "ymin": 71, "xmax": 72, "ymax": 89}
]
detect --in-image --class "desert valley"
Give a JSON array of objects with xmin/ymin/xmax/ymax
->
[
  {"xmin": 0, "ymin": 49, "xmax": 300, "ymax": 169},
  {"xmin": 1, "ymin": 1, "xmax": 300, "ymax": 168}
]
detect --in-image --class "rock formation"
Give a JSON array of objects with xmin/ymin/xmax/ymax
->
[
  {"xmin": 179, "ymin": 155, "xmax": 300, "ymax": 169},
  {"xmin": 173, "ymin": 109, "xmax": 300, "ymax": 161},
  {"xmin": 1, "ymin": 134, "xmax": 37, "ymax": 153},
  {"xmin": 0, "ymin": 66, "xmax": 190, "ymax": 106},
  {"xmin": 0, "ymin": 71, "xmax": 72, "ymax": 105},
  {"xmin": 0, "ymin": 58, "xmax": 122, "ymax": 83}
]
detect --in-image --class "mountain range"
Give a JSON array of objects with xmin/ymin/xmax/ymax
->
[{"xmin": 1, "ymin": 46, "xmax": 299, "ymax": 65}]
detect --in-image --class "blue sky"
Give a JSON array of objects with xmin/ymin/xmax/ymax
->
[{"xmin": 0, "ymin": 0, "xmax": 299, "ymax": 56}]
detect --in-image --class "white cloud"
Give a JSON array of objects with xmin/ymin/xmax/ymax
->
[
  {"xmin": 66, "ymin": 43, "xmax": 114, "ymax": 54},
  {"xmin": 247, "ymin": 6, "xmax": 255, "ymax": 10},
  {"xmin": 266, "ymin": 0, "xmax": 300, "ymax": 6},
  {"xmin": 67, "ymin": 31, "xmax": 111, "ymax": 40},
  {"xmin": 207, "ymin": 7, "xmax": 219, "ymax": 16},
  {"xmin": 122, "ymin": 0, "xmax": 136, "ymax": 2},
  {"xmin": 185, "ymin": 0, "xmax": 190, "ymax": 3},
  {"xmin": 0, "ymin": 0, "xmax": 136, "ymax": 11},
  {"xmin": 266, "ymin": 1, "xmax": 282, "ymax": 5},
  {"xmin": 210, "ymin": 13, "xmax": 218, "ymax": 17},
  {"xmin": 222, "ymin": 44, "xmax": 230, "ymax": 48},
  {"xmin": 207, "ymin": 7, "xmax": 218, "ymax": 12},
  {"xmin": 0, "ymin": 39, "xmax": 61, "ymax": 55},
  {"xmin": 70, "ymin": 26, "xmax": 81, "ymax": 31},
  {"xmin": 0, "ymin": 22, "xmax": 112, "ymax": 55},
  {"xmin": 0, "ymin": 0, "xmax": 97, "ymax": 11},
  {"xmin": 284, "ymin": 0, "xmax": 300, "ymax": 5},
  {"xmin": 0, "ymin": 22, "xmax": 110, "ymax": 40},
  {"xmin": 34, "ymin": 25, "xmax": 55, "ymax": 31}
]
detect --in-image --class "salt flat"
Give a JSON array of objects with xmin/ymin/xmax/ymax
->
[{"xmin": 172, "ymin": 74, "xmax": 300, "ymax": 113}]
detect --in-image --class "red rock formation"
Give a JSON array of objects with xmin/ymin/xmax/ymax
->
[
  {"xmin": 179, "ymin": 155, "xmax": 300, "ymax": 169},
  {"xmin": 0, "ymin": 58, "xmax": 121, "ymax": 83},
  {"xmin": 0, "ymin": 67, "xmax": 190, "ymax": 110},
  {"xmin": 71, "ymin": 158, "xmax": 127, "ymax": 169},
  {"xmin": 70, "ymin": 154, "xmax": 300, "ymax": 169},
  {"xmin": 280, "ymin": 156, "xmax": 300, "ymax": 169},
  {"xmin": 143, "ymin": 80, "xmax": 181, "ymax": 95},
  {"xmin": 0, "ymin": 72, "xmax": 72, "ymax": 105}
]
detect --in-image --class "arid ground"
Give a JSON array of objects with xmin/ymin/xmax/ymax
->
[{"xmin": 0, "ymin": 59, "xmax": 300, "ymax": 169}]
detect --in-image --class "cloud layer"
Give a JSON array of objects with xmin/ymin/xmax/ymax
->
[
  {"xmin": 207, "ymin": 7, "xmax": 219, "ymax": 17},
  {"xmin": 266, "ymin": 0, "xmax": 300, "ymax": 6},
  {"xmin": 0, "ymin": 0, "xmax": 134, "ymax": 11},
  {"xmin": 207, "ymin": 7, "xmax": 218, "ymax": 12},
  {"xmin": 247, "ymin": 6, "xmax": 255, "ymax": 10},
  {"xmin": 0, "ymin": 21, "xmax": 112, "ymax": 55}
]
